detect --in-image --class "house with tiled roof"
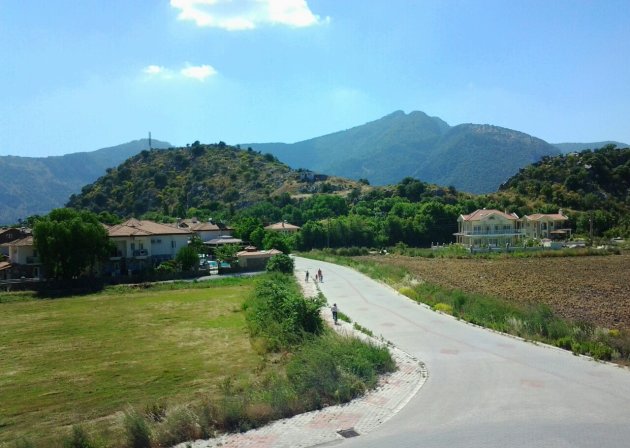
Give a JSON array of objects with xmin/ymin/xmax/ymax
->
[
  {"xmin": 2, "ymin": 235, "xmax": 42, "ymax": 279},
  {"xmin": 264, "ymin": 221, "xmax": 301, "ymax": 234},
  {"xmin": 106, "ymin": 219, "xmax": 193, "ymax": 276},
  {"xmin": 174, "ymin": 217, "xmax": 233, "ymax": 242},
  {"xmin": 236, "ymin": 246, "xmax": 282, "ymax": 270},
  {"xmin": 0, "ymin": 227, "xmax": 31, "ymax": 256},
  {"xmin": 522, "ymin": 210, "xmax": 570, "ymax": 240},
  {"xmin": 454, "ymin": 209, "xmax": 524, "ymax": 247}
]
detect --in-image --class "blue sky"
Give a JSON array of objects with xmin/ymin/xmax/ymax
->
[{"xmin": 1, "ymin": 0, "xmax": 629, "ymax": 157}]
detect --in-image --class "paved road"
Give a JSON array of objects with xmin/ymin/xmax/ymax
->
[{"xmin": 297, "ymin": 257, "xmax": 630, "ymax": 448}]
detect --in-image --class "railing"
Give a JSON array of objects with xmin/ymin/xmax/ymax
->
[
  {"xmin": 457, "ymin": 230, "xmax": 525, "ymax": 236},
  {"xmin": 133, "ymin": 249, "xmax": 149, "ymax": 257},
  {"xmin": 26, "ymin": 256, "xmax": 41, "ymax": 264}
]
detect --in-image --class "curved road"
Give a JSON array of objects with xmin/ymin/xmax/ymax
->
[{"xmin": 296, "ymin": 257, "xmax": 630, "ymax": 448}]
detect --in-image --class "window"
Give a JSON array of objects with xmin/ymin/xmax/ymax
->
[{"xmin": 171, "ymin": 241, "xmax": 176, "ymax": 248}]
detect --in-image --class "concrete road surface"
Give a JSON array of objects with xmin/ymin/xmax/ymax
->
[{"xmin": 296, "ymin": 257, "xmax": 630, "ymax": 448}]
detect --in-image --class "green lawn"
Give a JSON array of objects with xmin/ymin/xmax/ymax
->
[{"xmin": 0, "ymin": 279, "xmax": 259, "ymax": 445}]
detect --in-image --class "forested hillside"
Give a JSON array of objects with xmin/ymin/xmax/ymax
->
[
  {"xmin": 0, "ymin": 139, "xmax": 170, "ymax": 224},
  {"xmin": 499, "ymin": 145, "xmax": 630, "ymax": 237},
  {"xmin": 66, "ymin": 142, "xmax": 630, "ymax": 251},
  {"xmin": 246, "ymin": 110, "xmax": 561, "ymax": 193},
  {"xmin": 66, "ymin": 142, "xmax": 363, "ymax": 219}
]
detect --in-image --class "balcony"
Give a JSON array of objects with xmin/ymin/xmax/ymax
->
[
  {"xmin": 26, "ymin": 256, "xmax": 41, "ymax": 265},
  {"xmin": 455, "ymin": 230, "xmax": 525, "ymax": 237},
  {"xmin": 109, "ymin": 250, "xmax": 125, "ymax": 261},
  {"xmin": 133, "ymin": 249, "xmax": 149, "ymax": 259}
]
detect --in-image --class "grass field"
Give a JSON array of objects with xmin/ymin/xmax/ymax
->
[{"xmin": 0, "ymin": 279, "xmax": 260, "ymax": 445}]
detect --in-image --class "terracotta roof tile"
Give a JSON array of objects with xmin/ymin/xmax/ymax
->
[
  {"xmin": 524, "ymin": 213, "xmax": 568, "ymax": 221},
  {"xmin": 461, "ymin": 209, "xmax": 519, "ymax": 221},
  {"xmin": 108, "ymin": 219, "xmax": 193, "ymax": 237},
  {"xmin": 265, "ymin": 222, "xmax": 301, "ymax": 230},
  {"xmin": 7, "ymin": 236, "xmax": 34, "ymax": 247}
]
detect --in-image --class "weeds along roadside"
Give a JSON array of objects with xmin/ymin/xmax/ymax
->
[
  {"xmin": 302, "ymin": 251, "xmax": 630, "ymax": 365},
  {"xmin": 17, "ymin": 272, "xmax": 395, "ymax": 448}
]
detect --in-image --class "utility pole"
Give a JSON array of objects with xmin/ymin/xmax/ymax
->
[{"xmin": 589, "ymin": 212, "xmax": 593, "ymax": 247}]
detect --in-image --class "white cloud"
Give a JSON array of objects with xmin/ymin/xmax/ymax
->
[
  {"xmin": 180, "ymin": 64, "xmax": 218, "ymax": 81},
  {"xmin": 170, "ymin": 0, "xmax": 327, "ymax": 31},
  {"xmin": 144, "ymin": 65, "xmax": 165, "ymax": 75},
  {"xmin": 141, "ymin": 64, "xmax": 217, "ymax": 81}
]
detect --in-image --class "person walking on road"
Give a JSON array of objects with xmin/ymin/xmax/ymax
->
[
  {"xmin": 331, "ymin": 303, "xmax": 338, "ymax": 324},
  {"xmin": 305, "ymin": 270, "xmax": 309, "ymax": 282},
  {"xmin": 318, "ymin": 268, "xmax": 323, "ymax": 283}
]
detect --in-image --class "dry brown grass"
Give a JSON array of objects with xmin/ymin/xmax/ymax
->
[{"xmin": 361, "ymin": 252, "xmax": 630, "ymax": 330}]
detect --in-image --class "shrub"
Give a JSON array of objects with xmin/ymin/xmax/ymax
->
[
  {"xmin": 123, "ymin": 409, "xmax": 152, "ymax": 448},
  {"xmin": 556, "ymin": 336, "xmax": 574, "ymax": 350},
  {"xmin": 265, "ymin": 254, "xmax": 294, "ymax": 273},
  {"xmin": 286, "ymin": 334, "xmax": 395, "ymax": 408},
  {"xmin": 63, "ymin": 426, "xmax": 96, "ymax": 448},
  {"xmin": 245, "ymin": 274, "xmax": 324, "ymax": 350},
  {"xmin": 155, "ymin": 407, "xmax": 201, "ymax": 447},
  {"xmin": 398, "ymin": 286, "xmax": 417, "ymax": 300},
  {"xmin": 144, "ymin": 401, "xmax": 167, "ymax": 423},
  {"xmin": 156, "ymin": 260, "xmax": 176, "ymax": 273},
  {"xmin": 176, "ymin": 246, "xmax": 199, "ymax": 272},
  {"xmin": 433, "ymin": 303, "xmax": 453, "ymax": 314}
]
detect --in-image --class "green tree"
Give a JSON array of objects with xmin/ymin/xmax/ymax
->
[
  {"xmin": 214, "ymin": 243, "xmax": 240, "ymax": 262},
  {"xmin": 262, "ymin": 231, "xmax": 292, "ymax": 254},
  {"xmin": 175, "ymin": 245, "xmax": 199, "ymax": 271},
  {"xmin": 266, "ymin": 254, "xmax": 294, "ymax": 274},
  {"xmin": 34, "ymin": 208, "xmax": 112, "ymax": 280}
]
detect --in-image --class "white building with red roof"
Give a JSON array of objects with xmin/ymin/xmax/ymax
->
[
  {"xmin": 106, "ymin": 219, "xmax": 193, "ymax": 276},
  {"xmin": 522, "ymin": 210, "xmax": 570, "ymax": 240},
  {"xmin": 264, "ymin": 221, "xmax": 301, "ymax": 234},
  {"xmin": 454, "ymin": 209, "xmax": 523, "ymax": 247}
]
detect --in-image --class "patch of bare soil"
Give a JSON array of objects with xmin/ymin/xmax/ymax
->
[{"xmin": 361, "ymin": 253, "xmax": 630, "ymax": 330}]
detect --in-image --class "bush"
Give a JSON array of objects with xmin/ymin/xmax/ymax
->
[
  {"xmin": 155, "ymin": 407, "xmax": 201, "ymax": 447},
  {"xmin": 245, "ymin": 274, "xmax": 324, "ymax": 350},
  {"xmin": 176, "ymin": 246, "xmax": 199, "ymax": 272},
  {"xmin": 286, "ymin": 334, "xmax": 395, "ymax": 408},
  {"xmin": 398, "ymin": 286, "xmax": 417, "ymax": 300},
  {"xmin": 265, "ymin": 254, "xmax": 294, "ymax": 273},
  {"xmin": 63, "ymin": 426, "xmax": 96, "ymax": 448},
  {"xmin": 123, "ymin": 409, "xmax": 152, "ymax": 448},
  {"xmin": 433, "ymin": 303, "xmax": 453, "ymax": 314}
]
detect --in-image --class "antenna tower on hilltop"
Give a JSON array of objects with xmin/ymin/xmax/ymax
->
[{"xmin": 148, "ymin": 132, "xmax": 152, "ymax": 150}]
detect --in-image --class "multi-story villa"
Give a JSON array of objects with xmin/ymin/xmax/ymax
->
[
  {"xmin": 521, "ymin": 210, "xmax": 570, "ymax": 239},
  {"xmin": 106, "ymin": 219, "xmax": 193, "ymax": 276},
  {"xmin": 454, "ymin": 209, "xmax": 523, "ymax": 247},
  {"xmin": 455, "ymin": 208, "xmax": 570, "ymax": 248}
]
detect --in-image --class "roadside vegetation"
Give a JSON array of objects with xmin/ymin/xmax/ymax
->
[
  {"xmin": 303, "ymin": 251, "xmax": 630, "ymax": 364},
  {"xmin": 1, "ymin": 273, "xmax": 394, "ymax": 447}
]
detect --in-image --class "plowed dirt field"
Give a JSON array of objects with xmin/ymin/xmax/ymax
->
[{"xmin": 361, "ymin": 253, "xmax": 630, "ymax": 330}]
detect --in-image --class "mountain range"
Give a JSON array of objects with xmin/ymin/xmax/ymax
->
[
  {"xmin": 1, "ymin": 111, "xmax": 627, "ymax": 225},
  {"xmin": 0, "ymin": 139, "xmax": 171, "ymax": 224},
  {"xmin": 245, "ymin": 111, "xmax": 628, "ymax": 194}
]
